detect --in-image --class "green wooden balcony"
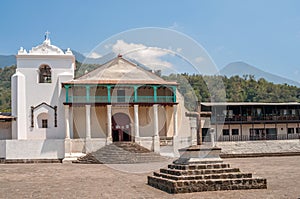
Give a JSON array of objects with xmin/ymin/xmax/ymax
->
[{"xmin": 67, "ymin": 95, "xmax": 174, "ymax": 103}]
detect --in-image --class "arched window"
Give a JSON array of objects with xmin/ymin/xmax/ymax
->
[{"xmin": 39, "ymin": 65, "xmax": 52, "ymax": 83}]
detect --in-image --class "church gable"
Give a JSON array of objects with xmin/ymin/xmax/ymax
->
[
  {"xmin": 68, "ymin": 56, "xmax": 176, "ymax": 85},
  {"xmin": 18, "ymin": 36, "xmax": 73, "ymax": 56}
]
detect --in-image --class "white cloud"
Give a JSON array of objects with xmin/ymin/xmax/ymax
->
[
  {"xmin": 194, "ymin": 56, "xmax": 204, "ymax": 63},
  {"xmin": 84, "ymin": 52, "xmax": 102, "ymax": 59},
  {"xmin": 111, "ymin": 40, "xmax": 172, "ymax": 69}
]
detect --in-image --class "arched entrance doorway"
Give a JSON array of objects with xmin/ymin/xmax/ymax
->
[{"xmin": 112, "ymin": 113, "xmax": 132, "ymax": 142}]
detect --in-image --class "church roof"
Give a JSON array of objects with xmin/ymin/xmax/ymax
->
[{"xmin": 63, "ymin": 56, "xmax": 177, "ymax": 86}]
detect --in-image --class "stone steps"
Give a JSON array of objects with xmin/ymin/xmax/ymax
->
[
  {"xmin": 148, "ymin": 162, "xmax": 267, "ymax": 193},
  {"xmin": 160, "ymin": 167, "xmax": 240, "ymax": 176},
  {"xmin": 153, "ymin": 172, "xmax": 252, "ymax": 181},
  {"xmin": 73, "ymin": 142, "xmax": 171, "ymax": 164},
  {"xmin": 148, "ymin": 175, "xmax": 267, "ymax": 194},
  {"xmin": 168, "ymin": 163, "xmax": 230, "ymax": 170}
]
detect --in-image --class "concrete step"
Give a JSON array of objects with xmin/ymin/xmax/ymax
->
[
  {"xmin": 160, "ymin": 167, "xmax": 240, "ymax": 176},
  {"xmin": 168, "ymin": 163, "xmax": 230, "ymax": 170},
  {"xmin": 153, "ymin": 172, "xmax": 252, "ymax": 180}
]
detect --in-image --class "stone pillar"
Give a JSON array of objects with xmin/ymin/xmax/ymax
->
[
  {"xmin": 107, "ymin": 105, "xmax": 112, "ymax": 143},
  {"xmin": 134, "ymin": 104, "xmax": 140, "ymax": 138},
  {"xmin": 64, "ymin": 105, "xmax": 70, "ymax": 139},
  {"xmin": 85, "ymin": 105, "xmax": 91, "ymax": 139},
  {"xmin": 153, "ymin": 104, "xmax": 160, "ymax": 153}
]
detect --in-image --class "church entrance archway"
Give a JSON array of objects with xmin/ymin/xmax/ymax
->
[{"xmin": 112, "ymin": 113, "xmax": 132, "ymax": 142}]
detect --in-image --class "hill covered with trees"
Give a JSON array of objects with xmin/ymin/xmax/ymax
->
[
  {"xmin": 0, "ymin": 65, "xmax": 16, "ymax": 112},
  {"xmin": 1, "ymin": 65, "xmax": 300, "ymax": 112}
]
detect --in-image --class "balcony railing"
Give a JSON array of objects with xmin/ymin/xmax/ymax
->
[
  {"xmin": 204, "ymin": 133, "xmax": 300, "ymax": 142},
  {"xmin": 68, "ymin": 95, "xmax": 174, "ymax": 103},
  {"xmin": 212, "ymin": 115, "xmax": 300, "ymax": 123}
]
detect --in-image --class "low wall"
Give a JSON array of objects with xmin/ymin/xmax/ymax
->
[
  {"xmin": 216, "ymin": 140, "xmax": 300, "ymax": 157},
  {"xmin": 0, "ymin": 140, "xmax": 5, "ymax": 158},
  {"xmin": 66, "ymin": 138, "xmax": 107, "ymax": 154},
  {"xmin": 135, "ymin": 137, "xmax": 153, "ymax": 151},
  {"xmin": 4, "ymin": 140, "xmax": 65, "ymax": 160}
]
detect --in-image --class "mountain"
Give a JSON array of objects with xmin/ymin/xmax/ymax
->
[
  {"xmin": 220, "ymin": 61, "xmax": 300, "ymax": 87},
  {"xmin": 71, "ymin": 50, "xmax": 116, "ymax": 65},
  {"xmin": 0, "ymin": 55, "xmax": 16, "ymax": 68},
  {"xmin": 0, "ymin": 50, "xmax": 114, "ymax": 68}
]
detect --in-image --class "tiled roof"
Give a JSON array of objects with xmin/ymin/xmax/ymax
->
[
  {"xmin": 63, "ymin": 56, "xmax": 177, "ymax": 86},
  {"xmin": 0, "ymin": 114, "xmax": 15, "ymax": 121}
]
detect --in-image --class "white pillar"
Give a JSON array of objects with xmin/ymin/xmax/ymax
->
[
  {"xmin": 12, "ymin": 71, "xmax": 27, "ymax": 139},
  {"xmin": 107, "ymin": 105, "xmax": 112, "ymax": 143},
  {"xmin": 69, "ymin": 106, "xmax": 74, "ymax": 139},
  {"xmin": 173, "ymin": 104, "xmax": 178, "ymax": 137},
  {"xmin": 134, "ymin": 104, "xmax": 140, "ymax": 138},
  {"xmin": 210, "ymin": 128, "xmax": 216, "ymax": 147},
  {"xmin": 85, "ymin": 105, "xmax": 91, "ymax": 139},
  {"xmin": 64, "ymin": 105, "xmax": 70, "ymax": 139},
  {"xmin": 153, "ymin": 104, "xmax": 160, "ymax": 153}
]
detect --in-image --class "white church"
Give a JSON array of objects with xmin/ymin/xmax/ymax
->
[{"xmin": 0, "ymin": 35, "xmax": 196, "ymax": 161}]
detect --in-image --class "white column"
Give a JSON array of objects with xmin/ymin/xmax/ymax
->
[
  {"xmin": 153, "ymin": 104, "xmax": 160, "ymax": 153},
  {"xmin": 107, "ymin": 105, "xmax": 112, "ymax": 143},
  {"xmin": 85, "ymin": 105, "xmax": 91, "ymax": 139},
  {"xmin": 210, "ymin": 128, "xmax": 216, "ymax": 147},
  {"xmin": 153, "ymin": 105, "xmax": 159, "ymax": 136},
  {"xmin": 69, "ymin": 107, "xmax": 74, "ymax": 139},
  {"xmin": 173, "ymin": 104, "xmax": 178, "ymax": 137},
  {"xmin": 64, "ymin": 105, "xmax": 70, "ymax": 139},
  {"xmin": 134, "ymin": 105, "xmax": 140, "ymax": 138}
]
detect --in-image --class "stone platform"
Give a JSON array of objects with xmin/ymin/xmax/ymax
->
[{"xmin": 148, "ymin": 145, "xmax": 267, "ymax": 194}]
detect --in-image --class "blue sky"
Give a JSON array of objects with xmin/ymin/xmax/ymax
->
[{"xmin": 1, "ymin": 0, "xmax": 300, "ymax": 81}]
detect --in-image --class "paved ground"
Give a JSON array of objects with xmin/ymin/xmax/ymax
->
[{"xmin": 0, "ymin": 156, "xmax": 300, "ymax": 199}]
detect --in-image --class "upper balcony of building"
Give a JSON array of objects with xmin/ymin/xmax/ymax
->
[{"xmin": 201, "ymin": 102, "xmax": 300, "ymax": 124}]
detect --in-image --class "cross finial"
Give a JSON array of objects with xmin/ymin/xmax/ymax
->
[{"xmin": 45, "ymin": 30, "xmax": 50, "ymax": 40}]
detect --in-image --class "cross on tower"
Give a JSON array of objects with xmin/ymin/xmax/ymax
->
[{"xmin": 45, "ymin": 31, "xmax": 50, "ymax": 40}]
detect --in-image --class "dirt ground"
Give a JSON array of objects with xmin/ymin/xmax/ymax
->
[{"xmin": 0, "ymin": 156, "xmax": 300, "ymax": 199}]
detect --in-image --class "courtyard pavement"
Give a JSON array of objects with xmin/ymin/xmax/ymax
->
[{"xmin": 0, "ymin": 156, "xmax": 299, "ymax": 198}]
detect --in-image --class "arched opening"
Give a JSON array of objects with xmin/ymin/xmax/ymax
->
[
  {"xmin": 37, "ymin": 112, "xmax": 49, "ymax": 128},
  {"xmin": 112, "ymin": 113, "xmax": 131, "ymax": 142},
  {"xmin": 39, "ymin": 65, "xmax": 52, "ymax": 83}
]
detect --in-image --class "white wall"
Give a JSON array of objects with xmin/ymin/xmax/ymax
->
[
  {"xmin": 14, "ymin": 54, "xmax": 74, "ymax": 140},
  {"xmin": 4, "ymin": 139, "xmax": 65, "ymax": 159}
]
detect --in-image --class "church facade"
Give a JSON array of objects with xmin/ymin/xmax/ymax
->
[{"xmin": 0, "ymin": 37, "xmax": 193, "ymax": 160}]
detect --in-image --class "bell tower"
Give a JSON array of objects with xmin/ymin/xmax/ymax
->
[{"xmin": 11, "ymin": 33, "xmax": 75, "ymax": 139}]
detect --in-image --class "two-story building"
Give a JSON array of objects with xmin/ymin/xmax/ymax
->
[
  {"xmin": 0, "ymin": 36, "xmax": 192, "ymax": 161},
  {"xmin": 201, "ymin": 102, "xmax": 300, "ymax": 142}
]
